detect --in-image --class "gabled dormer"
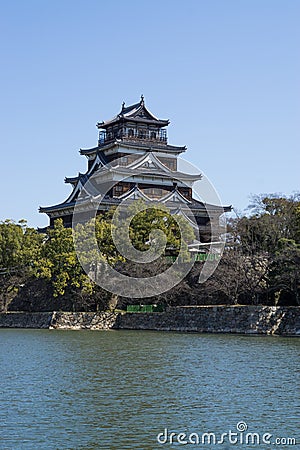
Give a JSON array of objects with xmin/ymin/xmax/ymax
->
[{"xmin": 97, "ymin": 96, "xmax": 170, "ymax": 147}]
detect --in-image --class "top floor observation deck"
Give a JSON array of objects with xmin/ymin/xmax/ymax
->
[
  {"xmin": 98, "ymin": 128, "xmax": 167, "ymax": 147},
  {"xmin": 97, "ymin": 96, "xmax": 170, "ymax": 147}
]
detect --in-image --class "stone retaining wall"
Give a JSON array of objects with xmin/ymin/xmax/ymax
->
[
  {"xmin": 49, "ymin": 311, "xmax": 119, "ymax": 330},
  {"xmin": 0, "ymin": 306, "xmax": 299, "ymax": 335},
  {"xmin": 0, "ymin": 312, "xmax": 53, "ymax": 329},
  {"xmin": 118, "ymin": 306, "xmax": 300, "ymax": 335}
]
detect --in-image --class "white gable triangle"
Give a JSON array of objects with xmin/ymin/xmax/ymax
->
[
  {"xmin": 128, "ymin": 152, "xmax": 172, "ymax": 173},
  {"xmin": 118, "ymin": 186, "xmax": 151, "ymax": 201},
  {"xmin": 88, "ymin": 153, "xmax": 105, "ymax": 174},
  {"xmin": 160, "ymin": 188, "xmax": 191, "ymax": 204},
  {"xmin": 172, "ymin": 207, "xmax": 199, "ymax": 229}
]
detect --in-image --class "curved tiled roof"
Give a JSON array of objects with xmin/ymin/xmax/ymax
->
[{"xmin": 97, "ymin": 96, "xmax": 169, "ymax": 128}]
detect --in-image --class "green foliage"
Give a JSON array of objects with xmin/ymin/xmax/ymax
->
[
  {"xmin": 113, "ymin": 200, "xmax": 195, "ymax": 260},
  {"xmin": 227, "ymin": 194, "xmax": 300, "ymax": 305},
  {"xmin": 95, "ymin": 214, "xmax": 125, "ymax": 265},
  {"xmin": 269, "ymin": 238, "xmax": 300, "ymax": 305},
  {"xmin": 1, "ymin": 193, "xmax": 299, "ymax": 309},
  {"xmin": 244, "ymin": 194, "xmax": 300, "ymax": 252},
  {"xmin": 0, "ymin": 219, "xmax": 43, "ymax": 273},
  {"xmin": 37, "ymin": 219, "xmax": 93, "ymax": 297},
  {"xmin": 0, "ymin": 220, "xmax": 24, "ymax": 270},
  {"xmin": 0, "ymin": 206, "xmax": 195, "ymax": 305},
  {"xmin": 0, "ymin": 220, "xmax": 44, "ymax": 311}
]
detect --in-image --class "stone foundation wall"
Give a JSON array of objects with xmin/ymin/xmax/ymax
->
[
  {"xmin": 49, "ymin": 311, "xmax": 119, "ymax": 330},
  {"xmin": 118, "ymin": 306, "xmax": 300, "ymax": 335},
  {"xmin": 0, "ymin": 312, "xmax": 53, "ymax": 328},
  {"xmin": 0, "ymin": 306, "xmax": 299, "ymax": 335}
]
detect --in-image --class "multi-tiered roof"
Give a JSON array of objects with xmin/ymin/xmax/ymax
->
[{"xmin": 40, "ymin": 96, "xmax": 231, "ymax": 241}]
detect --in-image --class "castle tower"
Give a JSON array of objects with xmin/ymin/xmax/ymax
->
[{"xmin": 40, "ymin": 96, "xmax": 231, "ymax": 242}]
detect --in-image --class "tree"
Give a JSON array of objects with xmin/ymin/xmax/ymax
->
[
  {"xmin": 246, "ymin": 193, "xmax": 300, "ymax": 251},
  {"xmin": 113, "ymin": 200, "xmax": 195, "ymax": 259},
  {"xmin": 36, "ymin": 219, "xmax": 92, "ymax": 297},
  {"xmin": 217, "ymin": 194, "xmax": 300, "ymax": 305},
  {"xmin": 92, "ymin": 200, "xmax": 196, "ymax": 308},
  {"xmin": 269, "ymin": 239, "xmax": 300, "ymax": 305},
  {"xmin": 0, "ymin": 219, "xmax": 44, "ymax": 311}
]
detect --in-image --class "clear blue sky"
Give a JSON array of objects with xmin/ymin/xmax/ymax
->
[{"xmin": 1, "ymin": 0, "xmax": 299, "ymax": 227}]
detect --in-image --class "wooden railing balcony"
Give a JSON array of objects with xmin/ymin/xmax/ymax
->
[{"xmin": 98, "ymin": 129, "xmax": 168, "ymax": 146}]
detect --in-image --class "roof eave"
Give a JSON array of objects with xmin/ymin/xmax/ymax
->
[
  {"xmin": 65, "ymin": 177, "xmax": 78, "ymax": 184},
  {"xmin": 39, "ymin": 202, "xmax": 75, "ymax": 214},
  {"xmin": 97, "ymin": 118, "xmax": 169, "ymax": 129},
  {"xmin": 79, "ymin": 146, "xmax": 99, "ymax": 155}
]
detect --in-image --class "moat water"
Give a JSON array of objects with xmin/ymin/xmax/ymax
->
[{"xmin": 0, "ymin": 330, "xmax": 299, "ymax": 449}]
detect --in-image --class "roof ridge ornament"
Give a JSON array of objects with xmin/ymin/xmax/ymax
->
[
  {"xmin": 140, "ymin": 94, "xmax": 144, "ymax": 105},
  {"xmin": 121, "ymin": 101, "xmax": 125, "ymax": 111}
]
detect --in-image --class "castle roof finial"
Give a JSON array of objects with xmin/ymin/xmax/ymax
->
[
  {"xmin": 122, "ymin": 101, "xmax": 125, "ymax": 110},
  {"xmin": 140, "ymin": 94, "xmax": 144, "ymax": 105}
]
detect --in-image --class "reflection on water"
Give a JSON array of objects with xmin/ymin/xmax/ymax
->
[{"xmin": 0, "ymin": 330, "xmax": 299, "ymax": 449}]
